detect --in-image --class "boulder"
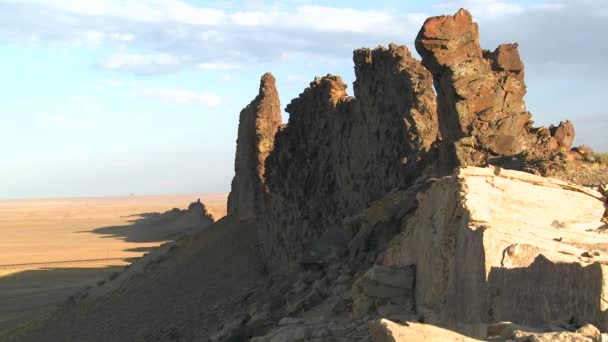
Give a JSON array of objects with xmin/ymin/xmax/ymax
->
[
  {"xmin": 369, "ymin": 319, "xmax": 482, "ymax": 342},
  {"xmin": 549, "ymin": 120, "xmax": 576, "ymax": 150},
  {"xmin": 384, "ymin": 166, "xmax": 608, "ymax": 330},
  {"xmin": 352, "ymin": 265, "xmax": 415, "ymax": 316}
]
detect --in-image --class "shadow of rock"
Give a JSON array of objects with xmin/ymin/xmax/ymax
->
[
  {"xmin": 86, "ymin": 201, "xmax": 215, "ymax": 243},
  {"xmin": 488, "ymin": 254, "xmax": 608, "ymax": 330},
  {"xmin": 0, "ymin": 266, "xmax": 123, "ymax": 333}
]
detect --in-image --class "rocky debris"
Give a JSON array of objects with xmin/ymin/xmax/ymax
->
[
  {"xmin": 485, "ymin": 321, "xmax": 604, "ymax": 341},
  {"xmin": 227, "ymin": 72, "xmax": 282, "ymax": 220},
  {"xmin": 369, "ymin": 319, "xmax": 482, "ymax": 342},
  {"xmin": 256, "ymin": 43, "xmax": 438, "ymax": 270},
  {"xmin": 384, "ymin": 166, "xmax": 607, "ymax": 329},
  {"xmin": 352, "ymin": 265, "xmax": 415, "ymax": 318},
  {"xmin": 549, "ymin": 121, "xmax": 576, "ymax": 150},
  {"xmin": 252, "ymin": 316, "xmax": 372, "ymax": 342}
]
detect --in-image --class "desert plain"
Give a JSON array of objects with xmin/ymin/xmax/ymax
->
[{"xmin": 0, "ymin": 193, "xmax": 226, "ymax": 331}]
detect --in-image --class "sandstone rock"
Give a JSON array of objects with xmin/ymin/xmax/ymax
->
[
  {"xmin": 576, "ymin": 324, "xmax": 602, "ymax": 342},
  {"xmin": 511, "ymin": 331, "xmax": 594, "ymax": 342},
  {"xmin": 384, "ymin": 166, "xmax": 607, "ymax": 330},
  {"xmin": 352, "ymin": 265, "xmax": 415, "ymax": 316},
  {"xmin": 487, "ymin": 321, "xmax": 533, "ymax": 340},
  {"xmin": 549, "ymin": 121, "xmax": 575, "ymax": 149},
  {"xmin": 227, "ymin": 72, "xmax": 282, "ymax": 220},
  {"xmin": 369, "ymin": 319, "xmax": 483, "ymax": 342}
]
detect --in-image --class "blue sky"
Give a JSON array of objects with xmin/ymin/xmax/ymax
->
[{"xmin": 0, "ymin": 0, "xmax": 606, "ymax": 199}]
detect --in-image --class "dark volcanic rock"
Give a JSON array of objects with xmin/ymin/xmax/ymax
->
[
  {"xmin": 227, "ymin": 73, "xmax": 282, "ymax": 220},
  {"xmin": 416, "ymin": 9, "xmax": 534, "ymax": 166},
  {"xmin": 550, "ymin": 120, "xmax": 576, "ymax": 150},
  {"xmin": 256, "ymin": 44, "xmax": 438, "ymax": 270}
]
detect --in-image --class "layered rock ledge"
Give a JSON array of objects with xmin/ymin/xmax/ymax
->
[{"xmin": 385, "ymin": 166, "xmax": 608, "ymax": 329}]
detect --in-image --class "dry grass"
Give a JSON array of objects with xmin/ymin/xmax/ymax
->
[{"xmin": 595, "ymin": 152, "xmax": 608, "ymax": 165}]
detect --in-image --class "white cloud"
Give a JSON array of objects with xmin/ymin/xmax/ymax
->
[
  {"xmin": 131, "ymin": 87, "xmax": 221, "ymax": 106},
  {"xmin": 434, "ymin": 0, "xmax": 523, "ymax": 18},
  {"xmin": 197, "ymin": 62, "xmax": 244, "ymax": 70},
  {"xmin": 101, "ymin": 53, "xmax": 188, "ymax": 74},
  {"xmin": 0, "ymin": 0, "xmax": 427, "ymax": 74},
  {"xmin": 1, "ymin": 0, "xmax": 607, "ymax": 80}
]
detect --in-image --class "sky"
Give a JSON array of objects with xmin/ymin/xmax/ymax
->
[{"xmin": 0, "ymin": 0, "xmax": 607, "ymax": 199}]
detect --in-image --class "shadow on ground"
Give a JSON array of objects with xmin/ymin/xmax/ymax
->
[
  {"xmin": 83, "ymin": 208, "xmax": 210, "ymax": 243},
  {"xmin": 0, "ymin": 266, "xmax": 123, "ymax": 333}
]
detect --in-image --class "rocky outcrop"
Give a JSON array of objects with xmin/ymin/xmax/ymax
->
[
  {"xmin": 257, "ymin": 44, "xmax": 438, "ymax": 269},
  {"xmin": 223, "ymin": 7, "xmax": 603, "ymax": 341},
  {"xmin": 416, "ymin": 9, "xmax": 551, "ymax": 167},
  {"xmin": 227, "ymin": 73, "xmax": 282, "ymax": 220},
  {"xmin": 384, "ymin": 166, "xmax": 608, "ymax": 329},
  {"xmin": 550, "ymin": 120, "xmax": 576, "ymax": 150},
  {"xmin": 226, "ymin": 9, "xmax": 581, "ymax": 272}
]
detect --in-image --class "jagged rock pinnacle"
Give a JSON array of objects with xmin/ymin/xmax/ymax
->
[{"xmin": 227, "ymin": 72, "xmax": 282, "ymax": 220}]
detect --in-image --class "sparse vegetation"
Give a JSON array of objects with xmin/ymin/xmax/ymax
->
[{"xmin": 595, "ymin": 152, "xmax": 608, "ymax": 165}]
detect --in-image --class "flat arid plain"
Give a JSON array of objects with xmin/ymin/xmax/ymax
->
[{"xmin": 0, "ymin": 194, "xmax": 226, "ymax": 331}]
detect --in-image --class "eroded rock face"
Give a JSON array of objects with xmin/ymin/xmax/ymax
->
[
  {"xmin": 227, "ymin": 73, "xmax": 282, "ymax": 220},
  {"xmin": 384, "ymin": 166, "xmax": 608, "ymax": 330},
  {"xmin": 257, "ymin": 44, "xmax": 438, "ymax": 269},
  {"xmin": 416, "ymin": 9, "xmax": 535, "ymax": 166}
]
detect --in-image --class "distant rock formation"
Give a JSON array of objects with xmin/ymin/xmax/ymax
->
[{"xmin": 227, "ymin": 73, "xmax": 282, "ymax": 220}]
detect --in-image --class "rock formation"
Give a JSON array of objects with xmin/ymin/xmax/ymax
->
[
  {"xmin": 224, "ymin": 7, "xmax": 606, "ymax": 340},
  {"xmin": 228, "ymin": 9, "xmax": 583, "ymax": 272},
  {"xmin": 550, "ymin": 120, "xmax": 576, "ymax": 149},
  {"xmin": 255, "ymin": 44, "xmax": 439, "ymax": 269},
  {"xmin": 416, "ymin": 9, "xmax": 539, "ymax": 167},
  {"xmin": 227, "ymin": 73, "xmax": 282, "ymax": 220}
]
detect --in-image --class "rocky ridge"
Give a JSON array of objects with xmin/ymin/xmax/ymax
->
[
  {"xmin": 231, "ymin": 9, "xmax": 586, "ymax": 273},
  {"xmin": 226, "ymin": 7, "xmax": 608, "ymax": 342}
]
